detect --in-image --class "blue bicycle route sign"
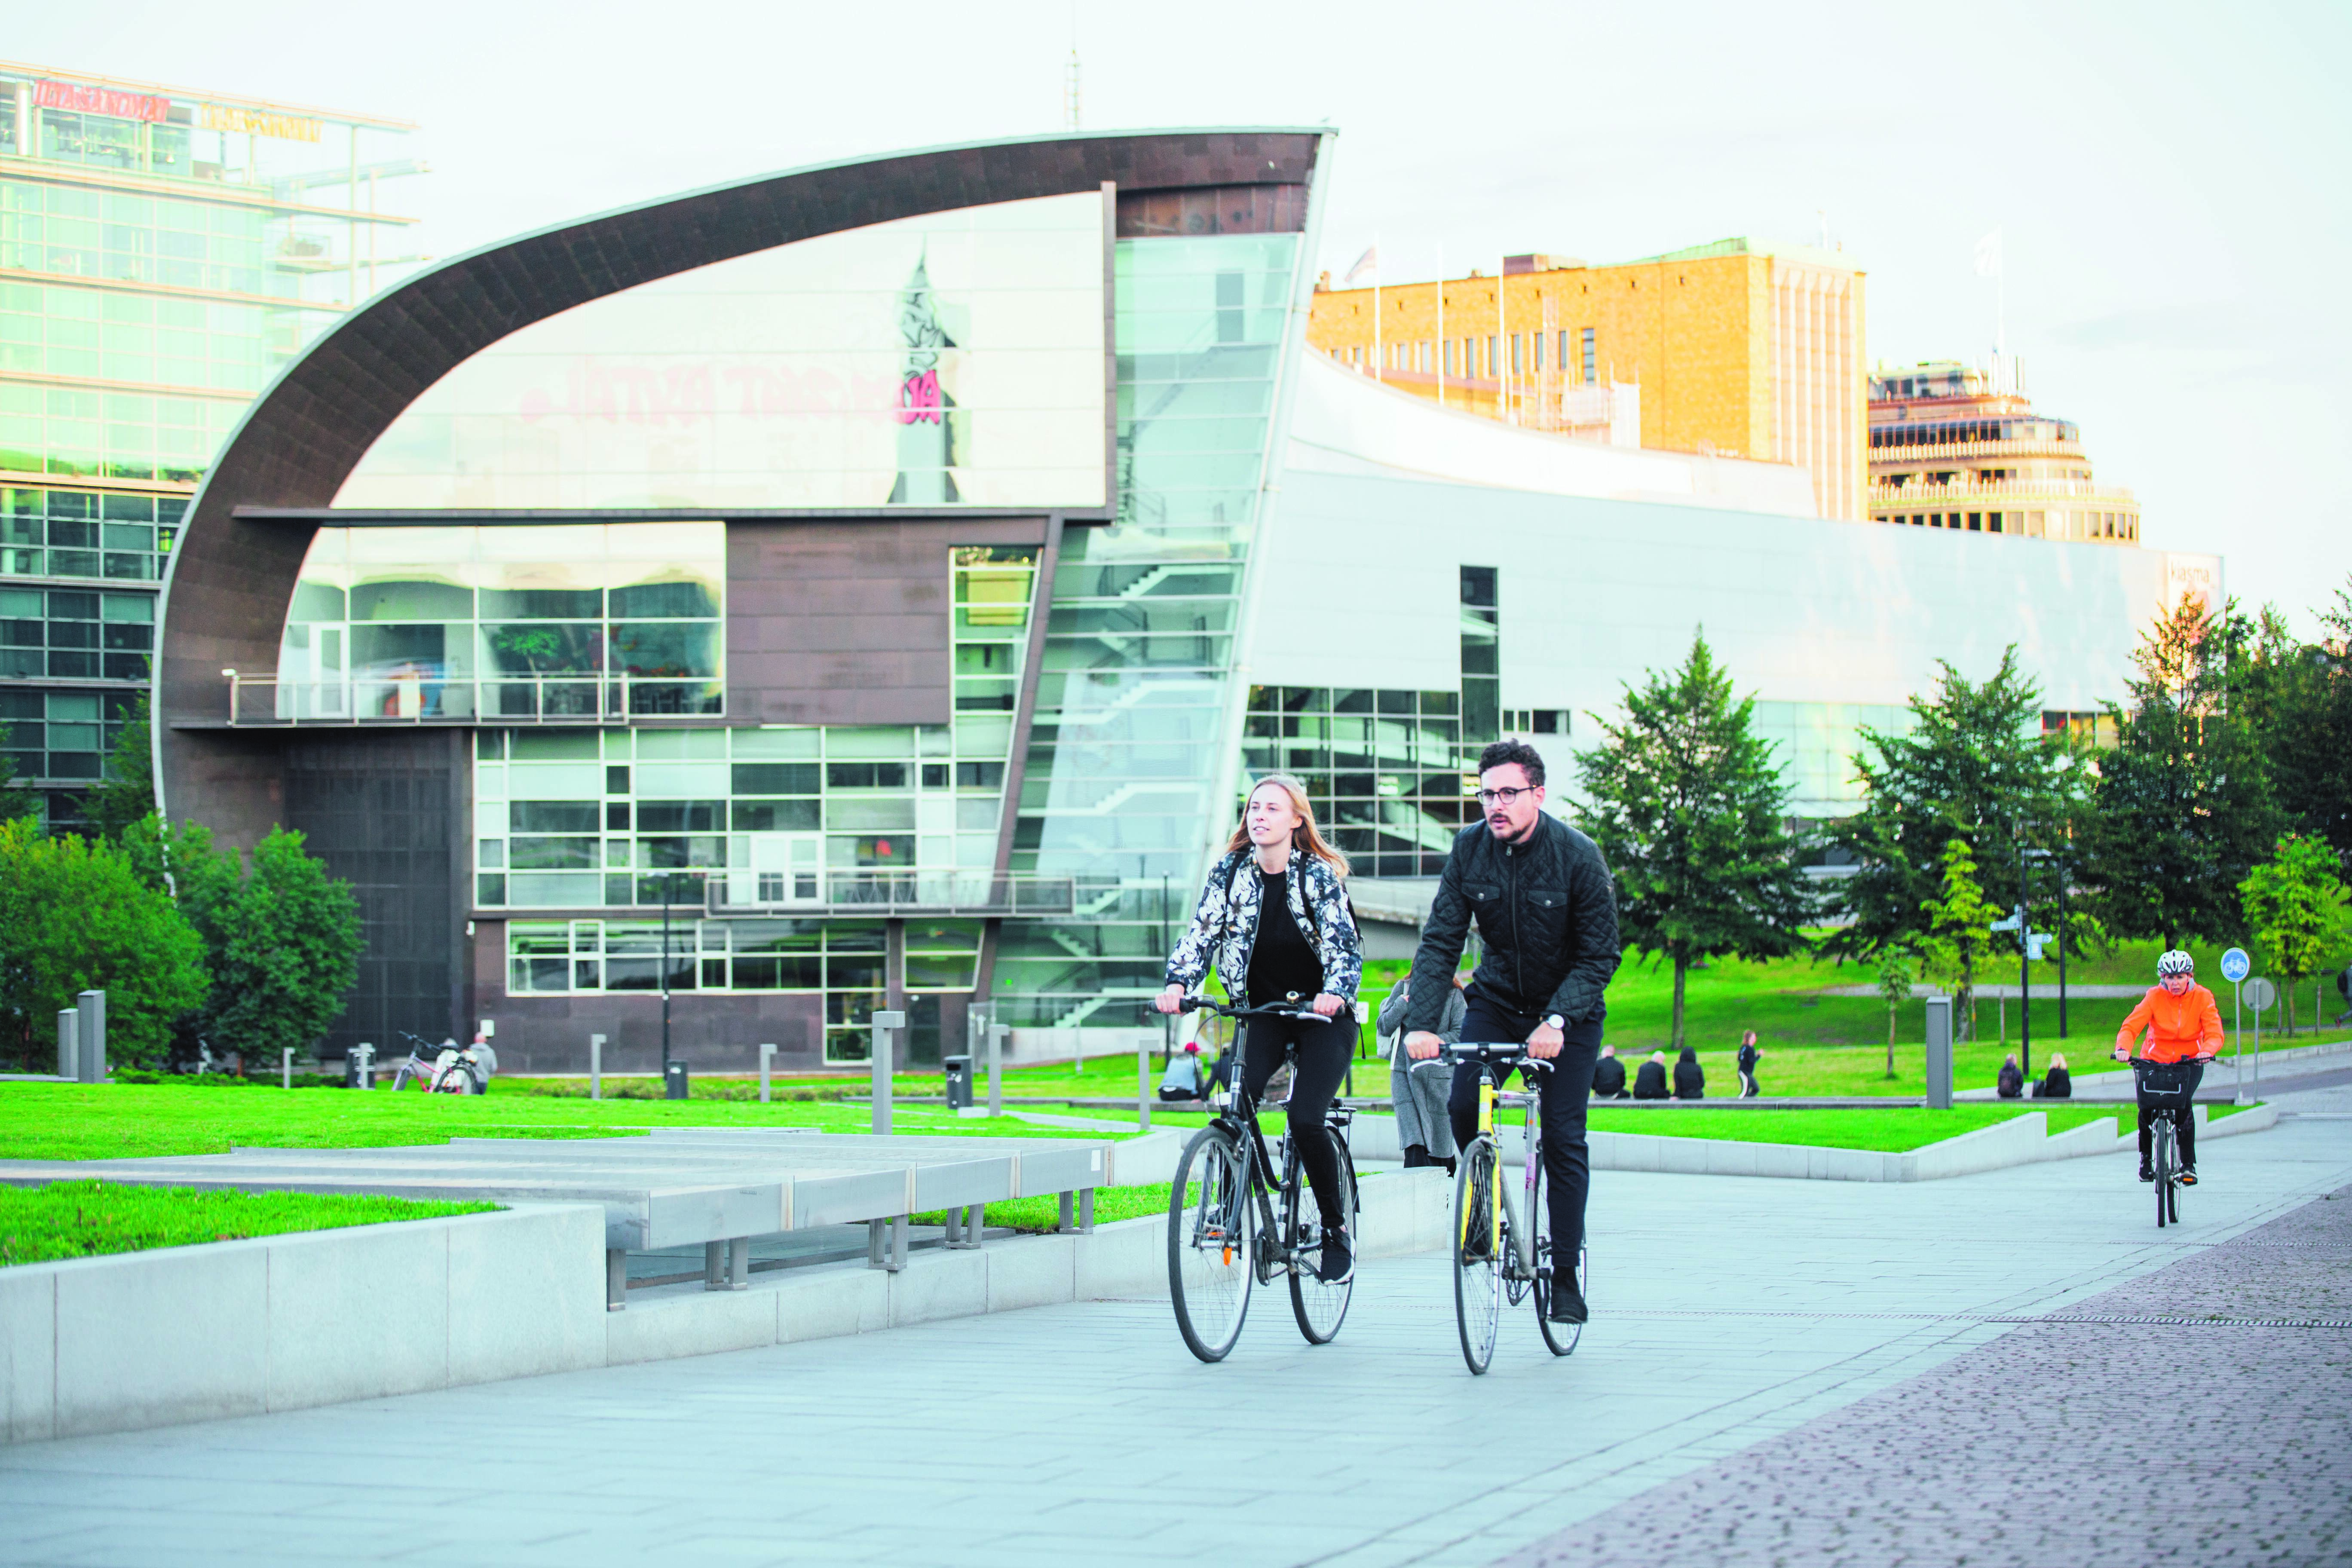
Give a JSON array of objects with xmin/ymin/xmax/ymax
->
[{"xmin": 2220, "ymin": 947, "xmax": 2251, "ymax": 983}]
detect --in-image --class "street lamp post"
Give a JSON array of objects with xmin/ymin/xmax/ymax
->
[{"xmin": 2019, "ymin": 848, "xmax": 2053, "ymax": 1083}]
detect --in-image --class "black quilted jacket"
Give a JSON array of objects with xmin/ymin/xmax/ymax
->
[{"xmin": 1404, "ymin": 814, "xmax": 1621, "ymax": 1033}]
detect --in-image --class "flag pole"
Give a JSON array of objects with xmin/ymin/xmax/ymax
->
[{"xmin": 1373, "ymin": 230, "xmax": 1382, "ymax": 384}]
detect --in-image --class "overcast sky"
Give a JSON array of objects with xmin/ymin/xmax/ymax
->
[{"xmin": 27, "ymin": 0, "xmax": 2349, "ymax": 632}]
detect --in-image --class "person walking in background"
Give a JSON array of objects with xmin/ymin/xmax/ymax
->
[
  {"xmin": 1672, "ymin": 1044, "xmax": 1706, "ymax": 1100},
  {"xmin": 1633, "ymin": 1050, "xmax": 1670, "ymax": 1099},
  {"xmin": 1157, "ymin": 1038, "xmax": 1208, "ymax": 1102},
  {"xmin": 1378, "ymin": 967, "xmax": 1466, "ymax": 1173},
  {"xmin": 1735, "ymin": 1031, "xmax": 1762, "ymax": 1098},
  {"xmin": 2034, "ymin": 1052, "xmax": 2072, "ymax": 1099},
  {"xmin": 1592, "ymin": 1042, "xmax": 1629, "ymax": 1099},
  {"xmin": 1997, "ymin": 1054, "xmax": 2024, "ymax": 1099}
]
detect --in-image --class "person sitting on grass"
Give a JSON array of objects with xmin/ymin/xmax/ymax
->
[
  {"xmin": 1157, "ymin": 1038, "xmax": 1207, "ymax": 1102},
  {"xmin": 1997, "ymin": 1054, "xmax": 2024, "ymax": 1099},
  {"xmin": 1592, "ymin": 1042, "xmax": 1629, "ymax": 1099},
  {"xmin": 2034, "ymin": 1053, "xmax": 2072, "ymax": 1099},
  {"xmin": 1672, "ymin": 1044, "xmax": 1706, "ymax": 1100},
  {"xmin": 1633, "ymin": 1050, "xmax": 1670, "ymax": 1099}
]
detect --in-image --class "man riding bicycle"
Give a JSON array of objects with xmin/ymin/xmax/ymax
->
[
  {"xmin": 2113, "ymin": 949, "xmax": 2223, "ymax": 1185},
  {"xmin": 1403, "ymin": 740, "xmax": 1620, "ymax": 1325}
]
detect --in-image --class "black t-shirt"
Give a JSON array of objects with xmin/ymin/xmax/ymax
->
[{"xmin": 1246, "ymin": 868, "xmax": 1325, "ymax": 1005}]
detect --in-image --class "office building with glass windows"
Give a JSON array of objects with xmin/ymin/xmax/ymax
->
[
  {"xmin": 0, "ymin": 60, "xmax": 416, "ymax": 827},
  {"xmin": 153, "ymin": 129, "xmax": 2212, "ymax": 1074}
]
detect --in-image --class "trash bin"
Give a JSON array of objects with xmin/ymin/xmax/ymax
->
[
  {"xmin": 665, "ymin": 1061, "xmax": 690, "ymax": 1100},
  {"xmin": 943, "ymin": 1054, "xmax": 974, "ymax": 1111}
]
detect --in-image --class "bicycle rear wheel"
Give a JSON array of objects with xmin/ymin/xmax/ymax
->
[
  {"xmin": 1527, "ymin": 1158, "xmax": 1585, "ymax": 1357},
  {"xmin": 1168, "ymin": 1124, "xmax": 1255, "ymax": 1363},
  {"xmin": 1288, "ymin": 1130, "xmax": 1357, "ymax": 1344},
  {"xmin": 1452, "ymin": 1137, "xmax": 1504, "ymax": 1375}
]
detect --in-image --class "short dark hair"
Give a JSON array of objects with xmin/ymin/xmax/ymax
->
[{"xmin": 1478, "ymin": 739, "xmax": 1545, "ymax": 787}]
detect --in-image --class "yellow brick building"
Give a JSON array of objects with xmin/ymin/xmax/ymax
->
[{"xmin": 1307, "ymin": 239, "xmax": 1868, "ymax": 521}]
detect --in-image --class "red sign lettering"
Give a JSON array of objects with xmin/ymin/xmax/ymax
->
[{"xmin": 34, "ymin": 80, "xmax": 172, "ymax": 125}]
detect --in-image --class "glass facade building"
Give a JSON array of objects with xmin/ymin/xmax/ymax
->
[{"xmin": 0, "ymin": 61, "xmax": 417, "ymax": 827}]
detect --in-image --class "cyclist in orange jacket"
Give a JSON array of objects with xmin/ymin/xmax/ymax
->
[{"xmin": 2113, "ymin": 949, "xmax": 2224, "ymax": 1185}]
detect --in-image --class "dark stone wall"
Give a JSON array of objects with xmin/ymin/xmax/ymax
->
[{"xmin": 726, "ymin": 517, "xmax": 1048, "ymax": 726}]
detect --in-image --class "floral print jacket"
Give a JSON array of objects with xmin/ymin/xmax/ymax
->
[{"xmin": 1163, "ymin": 849, "xmax": 1363, "ymax": 1003}]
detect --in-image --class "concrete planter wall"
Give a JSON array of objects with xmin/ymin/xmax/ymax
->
[{"xmin": 2, "ymin": 1204, "xmax": 606, "ymax": 1445}]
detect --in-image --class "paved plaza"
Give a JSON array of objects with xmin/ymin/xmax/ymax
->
[{"xmin": 3, "ymin": 1093, "xmax": 2348, "ymax": 1567}]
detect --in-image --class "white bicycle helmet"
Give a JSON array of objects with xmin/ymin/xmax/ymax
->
[{"xmin": 2156, "ymin": 949, "xmax": 2195, "ymax": 980}]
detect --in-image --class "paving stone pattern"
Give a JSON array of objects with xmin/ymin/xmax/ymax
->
[{"xmin": 1503, "ymin": 1182, "xmax": 2352, "ymax": 1568}]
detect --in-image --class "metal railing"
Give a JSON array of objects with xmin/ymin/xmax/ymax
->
[
  {"xmin": 1869, "ymin": 478, "xmax": 2136, "ymax": 506},
  {"xmin": 704, "ymin": 871, "xmax": 1080, "ymax": 917},
  {"xmin": 222, "ymin": 671, "xmax": 721, "ymax": 726}
]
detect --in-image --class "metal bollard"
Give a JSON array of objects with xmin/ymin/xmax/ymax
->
[
  {"xmin": 870, "ymin": 1011, "xmax": 905, "ymax": 1134},
  {"xmin": 356, "ymin": 1042, "xmax": 375, "ymax": 1090},
  {"xmin": 988, "ymin": 1021, "xmax": 1008, "ymax": 1116},
  {"xmin": 759, "ymin": 1043, "xmax": 776, "ymax": 1105},
  {"xmin": 1138, "ymin": 1035, "xmax": 1152, "ymax": 1130},
  {"xmin": 75, "ymin": 990, "xmax": 105, "ymax": 1083},
  {"xmin": 282, "ymin": 1047, "xmax": 294, "ymax": 1090},
  {"xmin": 1923, "ymin": 997, "xmax": 1953, "ymax": 1110},
  {"xmin": 56, "ymin": 1010, "xmax": 77, "ymax": 1081},
  {"xmin": 589, "ymin": 1033, "xmax": 604, "ymax": 1101}
]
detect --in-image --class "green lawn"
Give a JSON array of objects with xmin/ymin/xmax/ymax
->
[
  {"xmin": 1587, "ymin": 1104, "xmax": 2121, "ymax": 1151},
  {"xmin": 913, "ymin": 1181, "xmax": 1176, "ymax": 1234},
  {"xmin": 0, "ymin": 1083, "xmax": 1135, "ymax": 1164},
  {"xmin": 0, "ymin": 1180, "xmax": 496, "ymax": 1267}
]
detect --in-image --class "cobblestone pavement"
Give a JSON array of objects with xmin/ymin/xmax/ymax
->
[
  {"xmin": 1503, "ymin": 1118, "xmax": 2352, "ymax": 1566},
  {"xmin": 3, "ymin": 1111, "xmax": 2346, "ymax": 1567}
]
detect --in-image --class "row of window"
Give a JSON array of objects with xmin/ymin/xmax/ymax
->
[
  {"xmin": 1873, "ymin": 509, "xmax": 2138, "ymax": 542},
  {"xmin": 505, "ymin": 918, "xmax": 981, "ymax": 997},
  {"xmin": 1868, "ymin": 417, "xmax": 2080, "ymax": 449},
  {"xmin": 1330, "ymin": 326, "xmax": 1602, "ymax": 385},
  {"xmin": 0, "ymin": 687, "xmax": 133, "ymax": 781}
]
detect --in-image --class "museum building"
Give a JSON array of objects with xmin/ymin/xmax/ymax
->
[{"xmin": 153, "ymin": 129, "xmax": 2215, "ymax": 1074}]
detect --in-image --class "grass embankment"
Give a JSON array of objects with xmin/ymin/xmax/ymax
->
[
  {"xmin": 914, "ymin": 1182, "xmax": 1176, "ymax": 1234},
  {"xmin": 0, "ymin": 1083, "xmax": 1136, "ymax": 1164},
  {"xmin": 0, "ymin": 1179, "xmax": 496, "ymax": 1267}
]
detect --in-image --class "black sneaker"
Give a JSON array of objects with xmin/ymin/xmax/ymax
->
[
  {"xmin": 2139, "ymin": 1164, "xmax": 2156, "ymax": 1182},
  {"xmin": 1438, "ymin": 1155, "xmax": 1457, "ymax": 1178},
  {"xmin": 1546, "ymin": 1267, "xmax": 1588, "ymax": 1324},
  {"xmin": 1317, "ymin": 1229, "xmax": 1353, "ymax": 1283},
  {"xmin": 1403, "ymin": 1144, "xmax": 1433, "ymax": 1169}
]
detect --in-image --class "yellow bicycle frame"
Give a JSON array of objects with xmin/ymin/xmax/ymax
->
[{"xmin": 1454, "ymin": 1075, "xmax": 1506, "ymax": 1260}]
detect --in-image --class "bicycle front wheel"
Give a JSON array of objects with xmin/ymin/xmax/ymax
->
[
  {"xmin": 1453, "ymin": 1137, "xmax": 1504, "ymax": 1375},
  {"xmin": 1168, "ymin": 1124, "xmax": 1255, "ymax": 1363},
  {"xmin": 2153, "ymin": 1120, "xmax": 2172, "ymax": 1229},
  {"xmin": 1288, "ymin": 1130, "xmax": 1357, "ymax": 1345}
]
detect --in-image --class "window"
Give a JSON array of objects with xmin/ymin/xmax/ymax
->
[
  {"xmin": 1241, "ymin": 686, "xmax": 1472, "ymax": 879},
  {"xmin": 1580, "ymin": 328, "xmax": 1596, "ymax": 385}
]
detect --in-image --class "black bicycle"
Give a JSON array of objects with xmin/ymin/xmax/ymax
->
[
  {"xmin": 1164, "ymin": 994, "xmax": 1360, "ymax": 1363},
  {"xmin": 1418, "ymin": 1043, "xmax": 1584, "ymax": 1373},
  {"xmin": 2132, "ymin": 1057, "xmax": 2199, "ymax": 1229}
]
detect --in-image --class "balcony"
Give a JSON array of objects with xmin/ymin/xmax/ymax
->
[
  {"xmin": 218, "ymin": 671, "xmax": 721, "ymax": 726},
  {"xmin": 704, "ymin": 870, "xmax": 1088, "ymax": 918},
  {"xmin": 1868, "ymin": 438, "xmax": 2084, "ymax": 466},
  {"xmin": 1869, "ymin": 478, "xmax": 2135, "ymax": 507}
]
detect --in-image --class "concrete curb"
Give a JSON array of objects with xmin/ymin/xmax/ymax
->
[
  {"xmin": 1349, "ymin": 1100, "xmax": 2283, "ymax": 1184},
  {"xmin": 1, "ymin": 1204, "xmax": 606, "ymax": 1446},
  {"xmin": 2, "ymin": 1169, "xmax": 1452, "ymax": 1446}
]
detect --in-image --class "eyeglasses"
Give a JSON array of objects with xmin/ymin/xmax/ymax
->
[{"xmin": 1473, "ymin": 787, "xmax": 1534, "ymax": 806}]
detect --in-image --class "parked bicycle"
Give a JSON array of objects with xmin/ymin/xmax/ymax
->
[
  {"xmin": 2133, "ymin": 1057, "xmax": 2196, "ymax": 1228},
  {"xmin": 1164, "ymin": 994, "xmax": 1359, "ymax": 1363},
  {"xmin": 390, "ymin": 1031, "xmax": 497, "ymax": 1094},
  {"xmin": 1423, "ymin": 1042, "xmax": 1584, "ymax": 1374}
]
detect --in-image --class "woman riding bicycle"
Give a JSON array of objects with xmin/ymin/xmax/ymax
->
[
  {"xmin": 2113, "ymin": 949, "xmax": 2223, "ymax": 1185},
  {"xmin": 1157, "ymin": 774, "xmax": 1363, "ymax": 1283}
]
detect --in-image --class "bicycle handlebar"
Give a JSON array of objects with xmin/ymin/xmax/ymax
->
[
  {"xmin": 1179, "ymin": 994, "xmax": 1333, "ymax": 1022},
  {"xmin": 1408, "ymin": 1043, "xmax": 1554, "ymax": 1074}
]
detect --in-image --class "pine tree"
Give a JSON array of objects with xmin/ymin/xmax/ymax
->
[
  {"xmin": 1573, "ymin": 630, "xmax": 1816, "ymax": 1051},
  {"xmin": 2081, "ymin": 594, "xmax": 2281, "ymax": 948},
  {"xmin": 1828, "ymin": 649, "xmax": 2082, "ymax": 969}
]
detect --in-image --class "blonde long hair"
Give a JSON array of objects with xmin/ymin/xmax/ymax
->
[{"xmin": 1225, "ymin": 773, "xmax": 1352, "ymax": 880}]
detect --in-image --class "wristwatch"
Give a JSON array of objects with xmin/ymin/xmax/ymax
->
[{"xmin": 1544, "ymin": 1013, "xmax": 1564, "ymax": 1031}]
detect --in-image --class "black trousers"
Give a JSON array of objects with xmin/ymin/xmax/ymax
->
[
  {"xmin": 1447, "ymin": 992, "xmax": 1603, "ymax": 1271},
  {"xmin": 1239, "ymin": 1013, "xmax": 1355, "ymax": 1232},
  {"xmin": 2137, "ymin": 1060, "xmax": 2204, "ymax": 1168}
]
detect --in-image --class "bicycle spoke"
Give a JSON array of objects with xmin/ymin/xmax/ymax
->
[
  {"xmin": 1453, "ymin": 1140, "xmax": 1503, "ymax": 1375},
  {"xmin": 1289, "ymin": 1130, "xmax": 1356, "ymax": 1344}
]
